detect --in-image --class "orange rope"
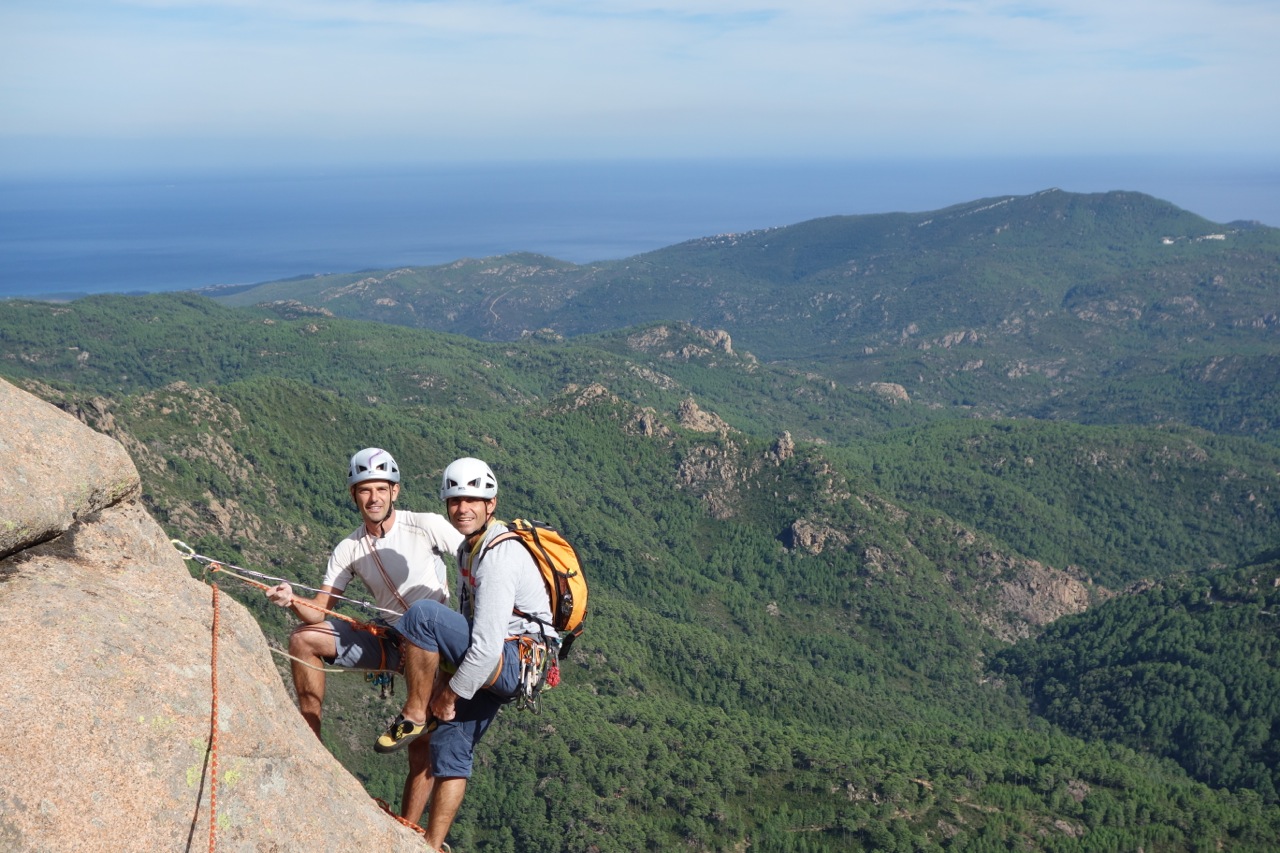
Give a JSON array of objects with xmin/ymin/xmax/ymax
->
[
  {"xmin": 373, "ymin": 797, "xmax": 432, "ymax": 841},
  {"xmin": 207, "ymin": 561, "xmax": 392, "ymax": 637},
  {"xmin": 209, "ymin": 582, "xmax": 221, "ymax": 852},
  {"xmin": 201, "ymin": 556, "xmax": 415, "ymax": 849}
]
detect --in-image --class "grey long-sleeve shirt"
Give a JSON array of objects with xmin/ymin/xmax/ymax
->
[{"xmin": 449, "ymin": 521, "xmax": 553, "ymax": 699}]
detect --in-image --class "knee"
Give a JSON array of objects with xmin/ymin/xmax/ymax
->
[
  {"xmin": 289, "ymin": 622, "xmax": 331, "ymax": 656},
  {"xmin": 398, "ymin": 599, "xmax": 447, "ymax": 648},
  {"xmin": 287, "ymin": 625, "xmax": 309, "ymax": 654}
]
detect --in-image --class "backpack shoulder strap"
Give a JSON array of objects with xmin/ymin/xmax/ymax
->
[
  {"xmin": 481, "ymin": 524, "xmax": 558, "ymax": 634},
  {"xmin": 479, "ymin": 529, "xmax": 522, "ymax": 559}
]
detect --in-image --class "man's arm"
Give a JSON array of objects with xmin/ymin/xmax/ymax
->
[
  {"xmin": 444, "ymin": 541, "xmax": 525, "ymax": 700},
  {"xmin": 266, "ymin": 583, "xmax": 343, "ymax": 624},
  {"xmin": 426, "ymin": 512, "xmax": 465, "ymax": 556}
]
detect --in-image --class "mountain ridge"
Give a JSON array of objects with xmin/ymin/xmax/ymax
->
[
  {"xmin": 205, "ymin": 189, "xmax": 1268, "ymax": 342},
  {"xmin": 201, "ymin": 189, "xmax": 1280, "ymax": 439}
]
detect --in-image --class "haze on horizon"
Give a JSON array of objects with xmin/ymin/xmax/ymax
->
[{"xmin": 1, "ymin": 0, "xmax": 1277, "ymax": 178}]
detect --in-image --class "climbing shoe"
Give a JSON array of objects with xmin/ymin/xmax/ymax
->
[{"xmin": 374, "ymin": 713, "xmax": 435, "ymax": 753}]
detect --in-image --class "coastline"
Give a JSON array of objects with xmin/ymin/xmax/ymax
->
[{"xmin": 3, "ymin": 156, "xmax": 1277, "ymax": 300}]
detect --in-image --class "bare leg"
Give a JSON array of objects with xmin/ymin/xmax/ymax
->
[
  {"xmin": 426, "ymin": 777, "xmax": 467, "ymax": 850},
  {"xmin": 400, "ymin": 641, "xmax": 439, "ymax": 724},
  {"xmin": 288, "ymin": 623, "xmax": 338, "ymax": 738},
  {"xmin": 402, "ymin": 737, "xmax": 435, "ymax": 824}
]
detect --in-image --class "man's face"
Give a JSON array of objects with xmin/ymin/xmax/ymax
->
[
  {"xmin": 446, "ymin": 495, "xmax": 496, "ymax": 536},
  {"xmin": 352, "ymin": 480, "xmax": 399, "ymax": 526}
]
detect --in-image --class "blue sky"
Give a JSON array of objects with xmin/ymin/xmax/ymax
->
[{"xmin": 1, "ymin": 0, "xmax": 1277, "ymax": 174}]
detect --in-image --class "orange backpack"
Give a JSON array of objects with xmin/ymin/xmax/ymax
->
[{"xmin": 484, "ymin": 518, "xmax": 587, "ymax": 658}]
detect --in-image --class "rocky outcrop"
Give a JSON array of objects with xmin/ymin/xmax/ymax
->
[
  {"xmin": 0, "ymin": 379, "xmax": 426, "ymax": 851},
  {"xmin": 979, "ymin": 556, "xmax": 1095, "ymax": 642},
  {"xmin": 0, "ymin": 379, "xmax": 137, "ymax": 560},
  {"xmin": 868, "ymin": 382, "xmax": 910, "ymax": 404},
  {"xmin": 557, "ymin": 381, "xmax": 620, "ymax": 410},
  {"xmin": 986, "ymin": 556, "xmax": 1095, "ymax": 640},
  {"xmin": 770, "ymin": 431, "xmax": 795, "ymax": 465},
  {"xmin": 676, "ymin": 398, "xmax": 732, "ymax": 434},
  {"xmin": 628, "ymin": 407, "xmax": 674, "ymax": 438},
  {"xmin": 625, "ymin": 323, "xmax": 741, "ymax": 361},
  {"xmin": 785, "ymin": 518, "xmax": 851, "ymax": 555}
]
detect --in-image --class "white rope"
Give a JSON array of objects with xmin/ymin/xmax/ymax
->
[
  {"xmin": 267, "ymin": 646, "xmax": 399, "ymax": 675},
  {"xmin": 171, "ymin": 539, "xmax": 400, "ymax": 617}
]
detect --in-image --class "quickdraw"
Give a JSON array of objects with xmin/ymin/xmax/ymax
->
[
  {"xmin": 513, "ymin": 634, "xmax": 560, "ymax": 714},
  {"xmin": 366, "ymin": 671, "xmax": 396, "ymax": 699}
]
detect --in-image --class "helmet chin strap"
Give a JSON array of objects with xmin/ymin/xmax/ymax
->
[
  {"xmin": 464, "ymin": 507, "xmax": 496, "ymax": 545},
  {"xmin": 377, "ymin": 504, "xmax": 395, "ymax": 538}
]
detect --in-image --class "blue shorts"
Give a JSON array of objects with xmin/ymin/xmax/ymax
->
[{"xmin": 396, "ymin": 600, "xmax": 522, "ymax": 778}]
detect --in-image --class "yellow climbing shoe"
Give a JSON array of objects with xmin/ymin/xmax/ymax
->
[{"xmin": 374, "ymin": 714, "xmax": 435, "ymax": 753}]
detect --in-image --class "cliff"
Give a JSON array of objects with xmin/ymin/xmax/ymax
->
[{"xmin": 0, "ymin": 378, "xmax": 426, "ymax": 851}]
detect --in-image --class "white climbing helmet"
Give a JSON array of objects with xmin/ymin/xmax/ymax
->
[
  {"xmin": 348, "ymin": 448, "xmax": 401, "ymax": 487},
  {"xmin": 440, "ymin": 457, "xmax": 497, "ymax": 500}
]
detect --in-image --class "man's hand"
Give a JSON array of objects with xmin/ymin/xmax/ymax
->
[
  {"xmin": 430, "ymin": 683, "xmax": 459, "ymax": 722},
  {"xmin": 266, "ymin": 582, "xmax": 294, "ymax": 607}
]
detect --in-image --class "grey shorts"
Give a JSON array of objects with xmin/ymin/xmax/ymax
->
[{"xmin": 324, "ymin": 619, "xmax": 403, "ymax": 672}]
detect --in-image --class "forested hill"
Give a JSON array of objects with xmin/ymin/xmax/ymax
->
[
  {"xmin": 205, "ymin": 189, "xmax": 1280, "ymax": 441},
  {"xmin": 994, "ymin": 561, "xmax": 1280, "ymax": 802},
  {"xmin": 2, "ymin": 292, "xmax": 1279, "ymax": 849}
]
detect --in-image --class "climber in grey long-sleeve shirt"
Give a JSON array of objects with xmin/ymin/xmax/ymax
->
[
  {"xmin": 447, "ymin": 519, "xmax": 551, "ymax": 699},
  {"xmin": 373, "ymin": 456, "xmax": 552, "ymax": 853}
]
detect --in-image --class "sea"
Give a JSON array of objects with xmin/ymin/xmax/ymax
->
[{"xmin": 2, "ymin": 156, "xmax": 1278, "ymax": 300}]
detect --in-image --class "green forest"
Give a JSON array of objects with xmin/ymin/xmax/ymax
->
[
  {"xmin": 994, "ymin": 564, "xmax": 1280, "ymax": 802},
  {"xmin": 3, "ymin": 191, "xmax": 1279, "ymax": 852}
]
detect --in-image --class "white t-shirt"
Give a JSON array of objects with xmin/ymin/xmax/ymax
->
[{"xmin": 322, "ymin": 510, "xmax": 463, "ymax": 625}]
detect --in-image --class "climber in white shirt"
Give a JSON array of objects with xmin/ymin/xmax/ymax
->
[{"xmin": 265, "ymin": 447, "xmax": 462, "ymax": 826}]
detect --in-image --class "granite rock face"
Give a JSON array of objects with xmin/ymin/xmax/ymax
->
[
  {"xmin": 0, "ymin": 378, "xmax": 138, "ymax": 560},
  {"xmin": 0, "ymin": 378, "xmax": 426, "ymax": 852}
]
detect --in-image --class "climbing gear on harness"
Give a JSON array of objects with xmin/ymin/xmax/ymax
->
[
  {"xmin": 513, "ymin": 634, "xmax": 559, "ymax": 713},
  {"xmin": 374, "ymin": 713, "xmax": 437, "ymax": 753},
  {"xmin": 366, "ymin": 671, "xmax": 396, "ymax": 699}
]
